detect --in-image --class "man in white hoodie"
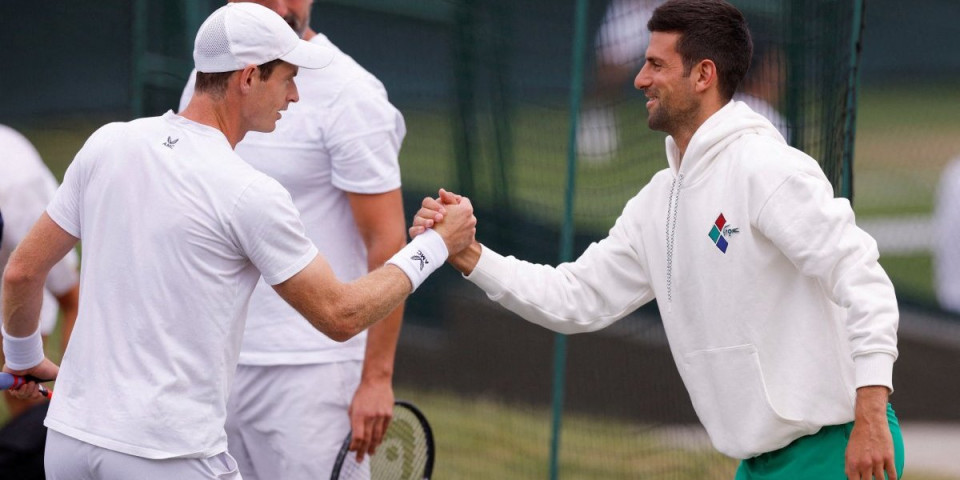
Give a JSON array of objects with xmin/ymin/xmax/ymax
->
[{"xmin": 411, "ymin": 1, "xmax": 902, "ymax": 478}]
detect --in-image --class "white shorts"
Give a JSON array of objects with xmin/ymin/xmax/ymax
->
[
  {"xmin": 44, "ymin": 430, "xmax": 241, "ymax": 480},
  {"xmin": 225, "ymin": 361, "xmax": 367, "ymax": 480}
]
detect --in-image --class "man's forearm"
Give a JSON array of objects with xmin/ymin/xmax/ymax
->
[
  {"xmin": 855, "ymin": 385, "xmax": 889, "ymax": 422},
  {"xmin": 361, "ymin": 304, "xmax": 402, "ymax": 383},
  {"xmin": 2, "ymin": 264, "xmax": 46, "ymax": 337},
  {"xmin": 56, "ymin": 284, "xmax": 81, "ymax": 352},
  {"xmin": 2, "ymin": 263, "xmax": 47, "ymax": 370},
  {"xmin": 362, "ymin": 235, "xmax": 405, "ymax": 383},
  {"xmin": 3, "ymin": 213, "xmax": 80, "ymax": 337}
]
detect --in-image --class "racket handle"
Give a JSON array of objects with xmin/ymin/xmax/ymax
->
[{"xmin": 0, "ymin": 372, "xmax": 54, "ymax": 398}]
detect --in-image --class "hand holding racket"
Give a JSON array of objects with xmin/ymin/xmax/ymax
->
[
  {"xmin": 331, "ymin": 400, "xmax": 435, "ymax": 480},
  {"xmin": 0, "ymin": 372, "xmax": 52, "ymax": 399}
]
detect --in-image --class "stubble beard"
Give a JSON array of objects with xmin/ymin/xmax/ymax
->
[{"xmin": 647, "ymin": 96, "xmax": 699, "ymax": 137}]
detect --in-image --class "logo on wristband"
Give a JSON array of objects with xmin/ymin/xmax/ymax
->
[{"xmin": 411, "ymin": 250, "xmax": 429, "ymax": 270}]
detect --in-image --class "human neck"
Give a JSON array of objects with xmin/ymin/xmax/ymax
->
[
  {"xmin": 179, "ymin": 94, "xmax": 247, "ymax": 149},
  {"xmin": 672, "ymin": 97, "xmax": 726, "ymax": 162}
]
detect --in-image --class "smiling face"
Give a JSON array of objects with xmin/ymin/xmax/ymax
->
[
  {"xmin": 245, "ymin": 61, "xmax": 300, "ymax": 133},
  {"xmin": 633, "ymin": 31, "xmax": 701, "ymax": 137}
]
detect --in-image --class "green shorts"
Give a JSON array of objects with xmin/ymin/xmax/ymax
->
[{"xmin": 735, "ymin": 404, "xmax": 904, "ymax": 480}]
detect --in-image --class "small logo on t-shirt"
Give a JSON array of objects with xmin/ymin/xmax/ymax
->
[
  {"xmin": 708, "ymin": 213, "xmax": 739, "ymax": 254},
  {"xmin": 411, "ymin": 250, "xmax": 428, "ymax": 270},
  {"xmin": 162, "ymin": 136, "xmax": 179, "ymax": 149}
]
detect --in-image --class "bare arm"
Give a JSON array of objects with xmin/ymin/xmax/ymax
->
[
  {"xmin": 3, "ymin": 214, "xmax": 78, "ymax": 338},
  {"xmin": 346, "ymin": 189, "xmax": 407, "ymax": 459},
  {"xmin": 271, "ymin": 253, "xmax": 411, "ymax": 343},
  {"xmin": 54, "ymin": 284, "xmax": 80, "ymax": 354},
  {"xmin": 2, "ymin": 213, "xmax": 76, "ymax": 386}
]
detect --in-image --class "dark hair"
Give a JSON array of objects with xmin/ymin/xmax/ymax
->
[
  {"xmin": 647, "ymin": 0, "xmax": 753, "ymax": 101},
  {"xmin": 194, "ymin": 59, "xmax": 286, "ymax": 99}
]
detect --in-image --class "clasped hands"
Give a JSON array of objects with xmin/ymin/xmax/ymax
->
[{"xmin": 410, "ymin": 189, "xmax": 481, "ymax": 274}]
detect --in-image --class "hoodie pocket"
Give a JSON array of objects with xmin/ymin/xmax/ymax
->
[{"xmin": 683, "ymin": 344, "xmax": 814, "ymax": 459}]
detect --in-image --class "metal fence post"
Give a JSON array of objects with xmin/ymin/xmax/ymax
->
[{"xmin": 550, "ymin": 0, "xmax": 590, "ymax": 477}]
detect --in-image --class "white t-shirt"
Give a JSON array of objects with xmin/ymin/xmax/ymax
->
[
  {"xmin": 0, "ymin": 124, "xmax": 79, "ymax": 336},
  {"xmin": 180, "ymin": 33, "xmax": 404, "ymax": 366},
  {"xmin": 935, "ymin": 156, "xmax": 960, "ymax": 313},
  {"xmin": 43, "ymin": 112, "xmax": 318, "ymax": 459}
]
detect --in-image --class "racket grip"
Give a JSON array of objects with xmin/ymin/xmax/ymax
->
[{"xmin": 0, "ymin": 372, "xmax": 54, "ymax": 398}]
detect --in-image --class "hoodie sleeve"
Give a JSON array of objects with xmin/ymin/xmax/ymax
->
[
  {"xmin": 464, "ymin": 197, "xmax": 656, "ymax": 334},
  {"xmin": 756, "ymin": 166, "xmax": 898, "ymax": 392}
]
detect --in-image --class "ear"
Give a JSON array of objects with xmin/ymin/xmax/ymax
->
[
  {"xmin": 237, "ymin": 65, "xmax": 260, "ymax": 95},
  {"xmin": 692, "ymin": 59, "xmax": 718, "ymax": 94}
]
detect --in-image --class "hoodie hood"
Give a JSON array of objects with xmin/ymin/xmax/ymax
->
[{"xmin": 665, "ymin": 100, "xmax": 786, "ymax": 180}]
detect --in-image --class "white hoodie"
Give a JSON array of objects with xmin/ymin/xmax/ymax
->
[{"xmin": 465, "ymin": 101, "xmax": 898, "ymax": 459}]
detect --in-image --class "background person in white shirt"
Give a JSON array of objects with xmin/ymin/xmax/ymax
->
[
  {"xmin": 934, "ymin": 155, "xmax": 960, "ymax": 314},
  {"xmin": 413, "ymin": 1, "xmax": 901, "ymax": 479},
  {"xmin": 0, "ymin": 125, "xmax": 80, "ymax": 479},
  {"xmin": 1, "ymin": 4, "xmax": 475, "ymax": 479},
  {"xmin": 179, "ymin": 1, "xmax": 408, "ymax": 477},
  {"xmin": 0, "ymin": 124, "xmax": 80, "ymax": 419}
]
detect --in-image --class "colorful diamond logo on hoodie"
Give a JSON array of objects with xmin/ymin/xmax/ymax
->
[{"xmin": 708, "ymin": 214, "xmax": 731, "ymax": 253}]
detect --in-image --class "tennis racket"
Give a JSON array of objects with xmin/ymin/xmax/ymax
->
[
  {"xmin": 329, "ymin": 400, "xmax": 435, "ymax": 480},
  {"xmin": 0, "ymin": 372, "xmax": 52, "ymax": 399}
]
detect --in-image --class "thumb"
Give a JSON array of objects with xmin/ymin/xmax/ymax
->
[{"xmin": 438, "ymin": 188, "xmax": 460, "ymax": 205}]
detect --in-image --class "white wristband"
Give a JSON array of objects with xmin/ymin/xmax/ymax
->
[
  {"xmin": 2, "ymin": 324, "xmax": 44, "ymax": 371},
  {"xmin": 387, "ymin": 229, "xmax": 449, "ymax": 292}
]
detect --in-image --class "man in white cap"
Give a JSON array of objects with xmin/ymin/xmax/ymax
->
[
  {"xmin": 1, "ymin": 3, "xmax": 475, "ymax": 479},
  {"xmin": 179, "ymin": 2, "xmax": 409, "ymax": 477}
]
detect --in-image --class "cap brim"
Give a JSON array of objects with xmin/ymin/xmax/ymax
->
[{"xmin": 280, "ymin": 39, "xmax": 336, "ymax": 70}]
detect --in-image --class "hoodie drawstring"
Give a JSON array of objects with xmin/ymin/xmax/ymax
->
[{"xmin": 665, "ymin": 173, "xmax": 684, "ymax": 308}]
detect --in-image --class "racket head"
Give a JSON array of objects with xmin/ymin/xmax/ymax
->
[{"xmin": 329, "ymin": 400, "xmax": 435, "ymax": 480}]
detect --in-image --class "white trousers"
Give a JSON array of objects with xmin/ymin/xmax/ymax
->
[
  {"xmin": 225, "ymin": 361, "xmax": 367, "ymax": 480},
  {"xmin": 44, "ymin": 430, "xmax": 241, "ymax": 479}
]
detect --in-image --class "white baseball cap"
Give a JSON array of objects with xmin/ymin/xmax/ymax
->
[{"xmin": 193, "ymin": 2, "xmax": 335, "ymax": 73}]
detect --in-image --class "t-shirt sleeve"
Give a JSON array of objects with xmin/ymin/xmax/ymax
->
[
  {"xmin": 46, "ymin": 126, "xmax": 112, "ymax": 238},
  {"xmin": 230, "ymin": 176, "xmax": 318, "ymax": 285},
  {"xmin": 325, "ymin": 76, "xmax": 405, "ymax": 194}
]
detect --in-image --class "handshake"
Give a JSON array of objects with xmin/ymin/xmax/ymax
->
[{"xmin": 408, "ymin": 188, "xmax": 481, "ymax": 275}]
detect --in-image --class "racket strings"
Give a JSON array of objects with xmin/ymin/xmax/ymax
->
[{"xmin": 333, "ymin": 407, "xmax": 431, "ymax": 480}]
